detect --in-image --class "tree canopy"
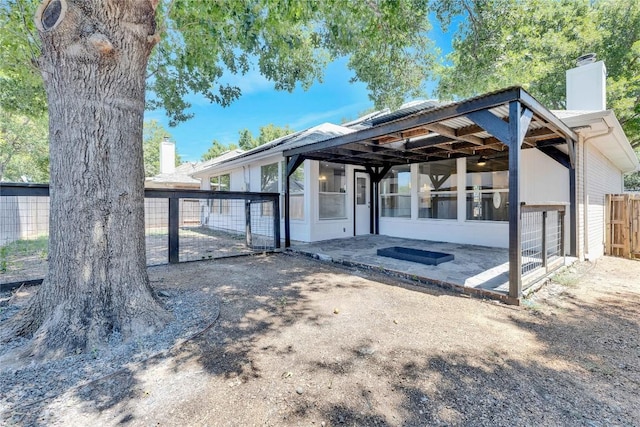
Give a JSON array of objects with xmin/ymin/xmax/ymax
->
[
  {"xmin": 146, "ymin": 0, "xmax": 436, "ymax": 125},
  {"xmin": 202, "ymin": 123, "xmax": 293, "ymax": 161},
  {"xmin": 433, "ymin": 0, "xmax": 640, "ymax": 150},
  {"xmin": 0, "ymin": 110, "xmax": 48, "ymax": 182},
  {"xmin": 201, "ymin": 140, "xmax": 238, "ymax": 161},
  {"xmin": 239, "ymin": 124, "xmax": 294, "ymax": 150},
  {"xmin": 0, "ymin": 0, "xmax": 48, "ymax": 182},
  {"xmin": 142, "ymin": 120, "xmax": 181, "ymax": 176}
]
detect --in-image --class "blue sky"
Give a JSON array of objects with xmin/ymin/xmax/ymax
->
[{"xmin": 144, "ymin": 18, "xmax": 456, "ymax": 163}]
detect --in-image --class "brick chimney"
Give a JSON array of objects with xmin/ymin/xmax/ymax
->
[{"xmin": 566, "ymin": 54, "xmax": 606, "ymax": 111}]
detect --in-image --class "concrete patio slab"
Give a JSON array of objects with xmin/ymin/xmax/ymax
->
[{"xmin": 291, "ymin": 235, "xmax": 513, "ymax": 299}]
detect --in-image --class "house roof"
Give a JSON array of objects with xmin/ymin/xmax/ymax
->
[
  {"xmin": 145, "ymin": 162, "xmax": 201, "ymax": 188},
  {"xmin": 553, "ymin": 109, "xmax": 639, "ymax": 173},
  {"xmin": 191, "ymin": 86, "xmax": 638, "ymax": 177},
  {"xmin": 284, "ymin": 86, "xmax": 577, "ymax": 168},
  {"xmin": 192, "ymin": 148, "xmax": 245, "ymax": 174},
  {"xmin": 192, "ymin": 123, "xmax": 355, "ymax": 178}
]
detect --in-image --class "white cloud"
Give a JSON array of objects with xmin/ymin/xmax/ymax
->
[
  {"xmin": 180, "ymin": 69, "xmax": 273, "ymax": 107},
  {"xmin": 222, "ymin": 69, "xmax": 273, "ymax": 95}
]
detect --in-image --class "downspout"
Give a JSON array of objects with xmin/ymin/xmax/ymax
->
[{"xmin": 581, "ymin": 126, "xmax": 614, "ymax": 259}]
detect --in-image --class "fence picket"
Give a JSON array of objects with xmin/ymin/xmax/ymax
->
[{"xmin": 606, "ymin": 193, "xmax": 640, "ymax": 259}]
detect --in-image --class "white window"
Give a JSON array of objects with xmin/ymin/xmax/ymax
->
[
  {"xmin": 209, "ymin": 174, "xmax": 230, "ymax": 214},
  {"xmin": 318, "ymin": 162, "xmax": 346, "ymax": 219},
  {"xmin": 418, "ymin": 159, "xmax": 457, "ymax": 219},
  {"xmin": 380, "ymin": 165, "xmax": 411, "ymax": 218},
  {"xmin": 466, "ymin": 156, "xmax": 508, "ymax": 221},
  {"xmin": 261, "ymin": 163, "xmax": 279, "ymax": 216},
  {"xmin": 287, "ymin": 163, "xmax": 305, "ymax": 220}
]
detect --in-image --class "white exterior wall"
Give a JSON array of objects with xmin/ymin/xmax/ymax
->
[
  {"xmin": 520, "ymin": 148, "xmax": 572, "ymax": 253},
  {"xmin": 307, "ymin": 161, "xmax": 354, "ymax": 241},
  {"xmin": 197, "ymin": 148, "xmax": 576, "ymax": 248},
  {"xmin": 379, "ymin": 151, "xmax": 571, "ymax": 249},
  {"xmin": 582, "ymin": 141, "xmax": 624, "ymax": 260},
  {"xmin": 378, "ymin": 158, "xmax": 510, "ymax": 247},
  {"xmin": 198, "ymin": 153, "xmax": 315, "ymax": 242}
]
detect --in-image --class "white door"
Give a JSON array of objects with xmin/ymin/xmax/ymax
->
[{"xmin": 355, "ymin": 172, "xmax": 371, "ymax": 235}]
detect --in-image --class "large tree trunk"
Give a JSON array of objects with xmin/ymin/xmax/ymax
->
[{"xmin": 6, "ymin": 0, "xmax": 170, "ymax": 358}]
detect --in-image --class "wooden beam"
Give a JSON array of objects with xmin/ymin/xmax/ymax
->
[
  {"xmin": 401, "ymin": 128, "xmax": 431, "ymax": 139},
  {"xmin": 570, "ymin": 165, "xmax": 577, "ymax": 256},
  {"xmin": 285, "ymin": 87, "xmax": 523, "ymax": 158},
  {"xmin": 518, "ymin": 90, "xmax": 578, "ymax": 141},
  {"xmin": 467, "ymin": 109, "xmax": 510, "ymax": 144},
  {"xmin": 424, "ymin": 123, "xmax": 485, "ymax": 146},
  {"xmin": 455, "ymin": 124, "xmax": 484, "ymax": 136},
  {"xmin": 404, "ymin": 135, "xmax": 455, "ymax": 150},
  {"xmin": 525, "ymin": 127, "xmax": 561, "ymax": 141},
  {"xmin": 537, "ymin": 146, "xmax": 571, "ymax": 169},
  {"xmin": 566, "ymin": 137, "xmax": 576, "ymax": 168},
  {"xmin": 286, "ymin": 154, "xmax": 305, "ymax": 178},
  {"xmin": 519, "ymin": 107, "xmax": 533, "ymax": 143}
]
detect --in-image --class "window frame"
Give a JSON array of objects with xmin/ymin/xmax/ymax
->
[
  {"xmin": 318, "ymin": 162, "xmax": 347, "ymax": 220},
  {"xmin": 418, "ymin": 159, "xmax": 458, "ymax": 220},
  {"xmin": 465, "ymin": 157, "xmax": 509, "ymax": 222},
  {"xmin": 209, "ymin": 173, "xmax": 231, "ymax": 215},
  {"xmin": 380, "ymin": 165, "xmax": 412, "ymax": 219}
]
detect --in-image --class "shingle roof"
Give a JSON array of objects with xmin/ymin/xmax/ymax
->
[{"xmin": 192, "ymin": 123, "xmax": 355, "ymax": 175}]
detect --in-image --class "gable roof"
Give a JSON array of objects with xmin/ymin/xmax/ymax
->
[{"xmin": 192, "ymin": 123, "xmax": 355, "ymax": 178}]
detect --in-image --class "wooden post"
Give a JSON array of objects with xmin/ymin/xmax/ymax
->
[
  {"xmin": 273, "ymin": 194, "xmax": 281, "ymax": 249},
  {"xmin": 284, "ymin": 157, "xmax": 291, "ymax": 248},
  {"xmin": 168, "ymin": 197, "xmax": 179, "ymax": 263},
  {"xmin": 569, "ymin": 166, "xmax": 577, "ymax": 256},
  {"xmin": 605, "ymin": 194, "xmax": 611, "ymax": 256},
  {"xmin": 245, "ymin": 200, "xmax": 252, "ymax": 248},
  {"xmin": 560, "ymin": 209, "xmax": 566, "ymax": 259},
  {"xmin": 542, "ymin": 211, "xmax": 548, "ymax": 272},
  {"xmin": 507, "ymin": 101, "xmax": 523, "ymax": 300}
]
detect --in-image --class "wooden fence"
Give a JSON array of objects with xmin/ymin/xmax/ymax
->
[{"xmin": 605, "ymin": 194, "xmax": 640, "ymax": 259}]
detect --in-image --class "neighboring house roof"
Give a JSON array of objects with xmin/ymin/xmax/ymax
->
[{"xmin": 145, "ymin": 162, "xmax": 202, "ymax": 188}]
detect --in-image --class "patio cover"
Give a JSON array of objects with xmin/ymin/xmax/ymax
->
[{"xmin": 283, "ymin": 86, "xmax": 579, "ymax": 303}]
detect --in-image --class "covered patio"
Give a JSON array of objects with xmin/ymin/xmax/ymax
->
[
  {"xmin": 283, "ymin": 87, "xmax": 578, "ymax": 304},
  {"xmin": 291, "ymin": 234, "xmax": 572, "ymax": 303}
]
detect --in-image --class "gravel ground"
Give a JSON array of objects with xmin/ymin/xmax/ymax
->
[{"xmin": 0, "ymin": 253, "xmax": 638, "ymax": 426}]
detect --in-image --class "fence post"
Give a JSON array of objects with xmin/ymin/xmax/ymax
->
[
  {"xmin": 542, "ymin": 211, "xmax": 548, "ymax": 273},
  {"xmin": 168, "ymin": 197, "xmax": 179, "ymax": 263},
  {"xmin": 273, "ymin": 195, "xmax": 281, "ymax": 249},
  {"xmin": 245, "ymin": 200, "xmax": 252, "ymax": 248},
  {"xmin": 560, "ymin": 210, "xmax": 566, "ymax": 258}
]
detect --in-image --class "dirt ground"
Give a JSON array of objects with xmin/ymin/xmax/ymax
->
[{"xmin": 2, "ymin": 253, "xmax": 640, "ymax": 426}]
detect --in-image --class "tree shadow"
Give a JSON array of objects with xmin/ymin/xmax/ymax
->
[{"xmin": 3, "ymin": 254, "xmax": 638, "ymax": 426}]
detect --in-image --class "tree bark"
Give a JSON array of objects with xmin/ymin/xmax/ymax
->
[{"xmin": 5, "ymin": 0, "xmax": 170, "ymax": 358}]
